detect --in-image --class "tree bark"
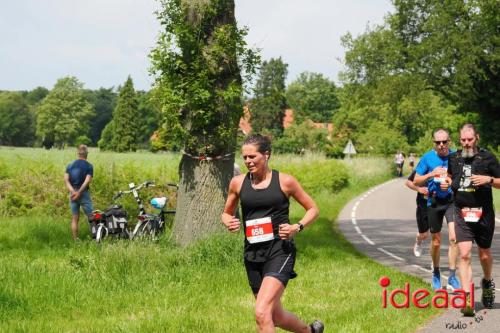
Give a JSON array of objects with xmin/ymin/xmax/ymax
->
[{"xmin": 172, "ymin": 154, "xmax": 234, "ymax": 246}]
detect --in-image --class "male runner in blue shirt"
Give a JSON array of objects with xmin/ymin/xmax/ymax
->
[{"xmin": 414, "ymin": 128, "xmax": 460, "ymax": 291}]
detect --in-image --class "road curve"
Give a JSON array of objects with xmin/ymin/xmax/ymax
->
[{"xmin": 338, "ymin": 178, "xmax": 500, "ymax": 333}]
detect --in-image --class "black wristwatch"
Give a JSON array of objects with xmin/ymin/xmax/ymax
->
[{"xmin": 297, "ymin": 223, "xmax": 304, "ymax": 232}]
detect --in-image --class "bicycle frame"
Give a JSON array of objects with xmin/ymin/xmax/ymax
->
[{"xmin": 113, "ymin": 181, "xmax": 177, "ymax": 239}]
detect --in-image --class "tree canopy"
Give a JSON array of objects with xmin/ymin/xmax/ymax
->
[
  {"xmin": 150, "ymin": 0, "xmax": 258, "ymax": 157},
  {"xmin": 340, "ymin": 0, "xmax": 499, "ymax": 149},
  {"xmin": 286, "ymin": 72, "xmax": 339, "ymax": 123},
  {"xmin": 0, "ymin": 92, "xmax": 35, "ymax": 146},
  {"xmin": 36, "ymin": 77, "xmax": 94, "ymax": 148},
  {"xmin": 250, "ymin": 57, "xmax": 288, "ymax": 136}
]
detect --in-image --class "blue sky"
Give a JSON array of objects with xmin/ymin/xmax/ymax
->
[{"xmin": 0, "ymin": 0, "xmax": 393, "ymax": 91}]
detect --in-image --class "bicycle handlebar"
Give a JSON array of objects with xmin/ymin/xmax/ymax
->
[{"xmin": 112, "ymin": 181, "xmax": 155, "ymax": 200}]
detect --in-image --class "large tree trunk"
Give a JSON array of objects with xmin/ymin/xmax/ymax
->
[
  {"xmin": 172, "ymin": 154, "xmax": 235, "ymax": 246},
  {"xmin": 167, "ymin": 0, "xmax": 243, "ymax": 246}
]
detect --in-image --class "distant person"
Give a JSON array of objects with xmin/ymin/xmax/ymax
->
[
  {"xmin": 441, "ymin": 123, "xmax": 499, "ymax": 315},
  {"xmin": 405, "ymin": 171, "xmax": 430, "ymax": 257},
  {"xmin": 413, "ymin": 128, "xmax": 460, "ymax": 291},
  {"xmin": 64, "ymin": 145, "xmax": 94, "ymax": 241},
  {"xmin": 394, "ymin": 151, "xmax": 405, "ymax": 177},
  {"xmin": 408, "ymin": 153, "xmax": 416, "ymax": 173},
  {"xmin": 221, "ymin": 134, "xmax": 324, "ymax": 333}
]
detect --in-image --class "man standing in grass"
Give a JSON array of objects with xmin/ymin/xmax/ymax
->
[
  {"xmin": 64, "ymin": 145, "xmax": 94, "ymax": 240},
  {"xmin": 413, "ymin": 128, "xmax": 460, "ymax": 292}
]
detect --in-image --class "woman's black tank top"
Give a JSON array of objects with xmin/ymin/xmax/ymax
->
[{"xmin": 240, "ymin": 170, "xmax": 294, "ymax": 262}]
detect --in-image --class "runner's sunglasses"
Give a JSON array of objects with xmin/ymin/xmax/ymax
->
[{"xmin": 433, "ymin": 140, "xmax": 449, "ymax": 145}]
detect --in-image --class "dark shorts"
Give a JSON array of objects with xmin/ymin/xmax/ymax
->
[
  {"xmin": 453, "ymin": 205, "xmax": 495, "ymax": 249},
  {"xmin": 416, "ymin": 205, "xmax": 429, "ymax": 234},
  {"xmin": 428, "ymin": 199, "xmax": 454, "ymax": 234},
  {"xmin": 244, "ymin": 251, "xmax": 297, "ymax": 294},
  {"xmin": 69, "ymin": 190, "xmax": 93, "ymax": 216}
]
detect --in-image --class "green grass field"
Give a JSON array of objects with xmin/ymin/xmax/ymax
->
[{"xmin": 0, "ymin": 148, "xmax": 444, "ymax": 332}]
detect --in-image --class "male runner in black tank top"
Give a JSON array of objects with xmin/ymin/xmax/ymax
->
[{"xmin": 222, "ymin": 134, "xmax": 324, "ymax": 333}]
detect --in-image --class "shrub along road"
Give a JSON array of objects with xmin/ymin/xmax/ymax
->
[{"xmin": 338, "ymin": 178, "xmax": 500, "ymax": 333}]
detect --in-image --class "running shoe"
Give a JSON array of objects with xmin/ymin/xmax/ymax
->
[
  {"xmin": 447, "ymin": 274, "xmax": 461, "ymax": 291},
  {"xmin": 431, "ymin": 271, "xmax": 441, "ymax": 291},
  {"xmin": 460, "ymin": 293, "xmax": 475, "ymax": 317},
  {"xmin": 310, "ymin": 320, "xmax": 324, "ymax": 333},
  {"xmin": 413, "ymin": 238, "xmax": 423, "ymax": 257},
  {"xmin": 481, "ymin": 278, "xmax": 495, "ymax": 309}
]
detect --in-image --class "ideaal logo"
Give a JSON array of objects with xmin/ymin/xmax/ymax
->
[{"xmin": 379, "ymin": 276, "xmax": 474, "ymax": 309}]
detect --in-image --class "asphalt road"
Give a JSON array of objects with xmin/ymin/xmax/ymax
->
[{"xmin": 338, "ymin": 178, "xmax": 500, "ymax": 333}]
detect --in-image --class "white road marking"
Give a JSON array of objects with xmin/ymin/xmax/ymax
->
[
  {"xmin": 377, "ymin": 247, "xmax": 404, "ymax": 261},
  {"xmin": 362, "ymin": 234, "xmax": 375, "ymax": 245},
  {"xmin": 412, "ymin": 264, "xmax": 432, "ymax": 273},
  {"xmin": 354, "ymin": 226, "xmax": 362, "ymax": 234}
]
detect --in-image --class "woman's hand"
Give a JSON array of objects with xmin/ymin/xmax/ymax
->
[
  {"xmin": 279, "ymin": 223, "xmax": 299, "ymax": 240},
  {"xmin": 225, "ymin": 216, "xmax": 241, "ymax": 233}
]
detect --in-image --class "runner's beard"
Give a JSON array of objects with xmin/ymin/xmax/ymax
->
[{"xmin": 462, "ymin": 147, "xmax": 475, "ymax": 158}]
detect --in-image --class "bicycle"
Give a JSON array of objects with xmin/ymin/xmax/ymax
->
[
  {"xmin": 88, "ymin": 204, "xmax": 129, "ymax": 243},
  {"xmin": 112, "ymin": 181, "xmax": 177, "ymax": 240}
]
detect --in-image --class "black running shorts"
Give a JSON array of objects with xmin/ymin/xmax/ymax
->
[
  {"xmin": 453, "ymin": 205, "xmax": 496, "ymax": 249},
  {"xmin": 244, "ymin": 251, "xmax": 297, "ymax": 294},
  {"xmin": 416, "ymin": 205, "xmax": 429, "ymax": 234},
  {"xmin": 428, "ymin": 199, "xmax": 455, "ymax": 234}
]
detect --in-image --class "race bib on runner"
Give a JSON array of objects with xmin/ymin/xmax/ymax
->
[
  {"xmin": 434, "ymin": 168, "xmax": 447, "ymax": 183},
  {"xmin": 245, "ymin": 217, "xmax": 274, "ymax": 244},
  {"xmin": 461, "ymin": 207, "xmax": 482, "ymax": 223}
]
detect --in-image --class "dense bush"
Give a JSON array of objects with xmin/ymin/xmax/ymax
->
[
  {"xmin": 275, "ymin": 157, "xmax": 349, "ymax": 193},
  {"xmin": 0, "ymin": 148, "xmax": 351, "ymax": 218}
]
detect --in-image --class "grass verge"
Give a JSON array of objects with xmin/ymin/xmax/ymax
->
[{"xmin": 0, "ymin": 152, "xmax": 441, "ymax": 332}]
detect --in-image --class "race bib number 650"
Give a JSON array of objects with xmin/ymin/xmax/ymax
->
[
  {"xmin": 461, "ymin": 207, "xmax": 482, "ymax": 223},
  {"xmin": 245, "ymin": 217, "xmax": 273, "ymax": 244}
]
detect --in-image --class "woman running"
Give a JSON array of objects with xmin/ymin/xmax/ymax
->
[{"xmin": 221, "ymin": 134, "xmax": 323, "ymax": 333}]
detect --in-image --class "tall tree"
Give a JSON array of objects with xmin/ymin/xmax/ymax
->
[
  {"xmin": 85, "ymin": 87, "xmax": 117, "ymax": 145},
  {"xmin": 151, "ymin": 0, "xmax": 258, "ymax": 245},
  {"xmin": 0, "ymin": 92, "xmax": 36, "ymax": 146},
  {"xmin": 286, "ymin": 72, "xmax": 339, "ymax": 123},
  {"xmin": 136, "ymin": 90, "xmax": 161, "ymax": 148},
  {"xmin": 36, "ymin": 77, "xmax": 94, "ymax": 148},
  {"xmin": 99, "ymin": 77, "xmax": 139, "ymax": 152},
  {"xmin": 342, "ymin": 0, "xmax": 500, "ymax": 147},
  {"xmin": 250, "ymin": 57, "xmax": 288, "ymax": 136},
  {"xmin": 23, "ymin": 86, "xmax": 49, "ymax": 105}
]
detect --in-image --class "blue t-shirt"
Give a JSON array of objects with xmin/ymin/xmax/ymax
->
[
  {"xmin": 415, "ymin": 149, "xmax": 453, "ymax": 206},
  {"xmin": 66, "ymin": 159, "xmax": 93, "ymax": 190}
]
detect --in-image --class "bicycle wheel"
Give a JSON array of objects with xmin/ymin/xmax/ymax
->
[
  {"xmin": 139, "ymin": 220, "xmax": 155, "ymax": 237},
  {"xmin": 131, "ymin": 221, "xmax": 144, "ymax": 240},
  {"xmin": 96, "ymin": 225, "xmax": 108, "ymax": 243},
  {"xmin": 120, "ymin": 228, "xmax": 130, "ymax": 239}
]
